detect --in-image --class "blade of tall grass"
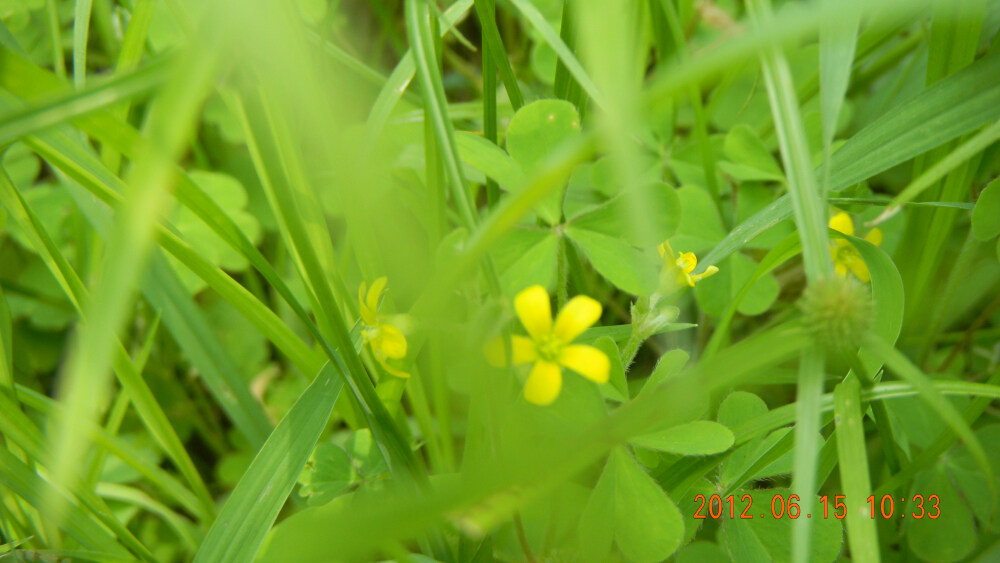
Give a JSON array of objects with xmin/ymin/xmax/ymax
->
[
  {"xmin": 85, "ymin": 312, "xmax": 159, "ymax": 487},
  {"xmin": 101, "ymin": 0, "xmax": 156, "ymax": 173},
  {"xmin": 363, "ymin": 0, "xmax": 473, "ymax": 144},
  {"xmin": 0, "ymin": 282, "xmax": 10, "ymax": 392},
  {"xmin": 508, "ymin": 0, "xmax": 604, "ymax": 109},
  {"xmin": 0, "ymin": 57, "xmax": 171, "ymax": 148},
  {"xmin": 44, "ymin": 0, "xmax": 65, "ymax": 79},
  {"xmin": 44, "ymin": 39, "xmax": 223, "ymax": 525},
  {"xmin": 72, "ymin": 0, "xmax": 94, "ymax": 88},
  {"xmin": 833, "ymin": 380, "xmax": 880, "ymax": 563},
  {"xmin": 818, "ymin": 0, "xmax": 859, "ymax": 195},
  {"xmin": 552, "ymin": 0, "xmax": 586, "ymax": 115},
  {"xmin": 0, "ymin": 167, "xmax": 216, "ymax": 519},
  {"xmin": 192, "ymin": 363, "xmax": 342, "ymax": 563},
  {"xmin": 474, "ymin": 0, "xmax": 524, "ymax": 110},
  {"xmin": 408, "ymin": 0, "xmax": 478, "ymax": 230},
  {"xmin": 747, "ymin": 0, "xmax": 832, "ymax": 560}
]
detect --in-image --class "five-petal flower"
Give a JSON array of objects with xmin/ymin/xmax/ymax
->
[
  {"xmin": 359, "ymin": 277, "xmax": 410, "ymax": 378},
  {"xmin": 828, "ymin": 212, "xmax": 882, "ymax": 282},
  {"xmin": 485, "ymin": 285, "xmax": 610, "ymax": 406}
]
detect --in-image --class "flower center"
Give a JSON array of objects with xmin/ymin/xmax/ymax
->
[{"xmin": 534, "ymin": 333, "xmax": 564, "ymax": 362}]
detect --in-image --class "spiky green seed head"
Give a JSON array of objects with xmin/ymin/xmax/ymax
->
[{"xmin": 799, "ymin": 276, "xmax": 873, "ymax": 352}]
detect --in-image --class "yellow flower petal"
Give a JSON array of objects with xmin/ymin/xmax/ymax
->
[
  {"xmin": 559, "ymin": 344, "xmax": 609, "ymax": 384},
  {"xmin": 514, "ymin": 285, "xmax": 552, "ymax": 339},
  {"xmin": 553, "ymin": 295, "xmax": 602, "ymax": 343},
  {"xmin": 829, "ymin": 212, "xmax": 855, "ymax": 236},
  {"xmin": 690, "ymin": 265, "xmax": 720, "ymax": 285},
  {"xmin": 523, "ymin": 361, "xmax": 562, "ymax": 406},
  {"xmin": 483, "ymin": 335, "xmax": 537, "ymax": 367},
  {"xmin": 865, "ymin": 227, "xmax": 883, "ymax": 247},
  {"xmin": 359, "ymin": 282, "xmax": 376, "ymax": 326},
  {"xmin": 377, "ymin": 323, "xmax": 407, "ymax": 359},
  {"xmin": 676, "ymin": 252, "xmax": 698, "ymax": 274},
  {"xmin": 847, "ymin": 256, "xmax": 871, "ymax": 282},
  {"xmin": 834, "ymin": 261, "xmax": 848, "ymax": 278},
  {"xmin": 366, "ymin": 277, "xmax": 388, "ymax": 316},
  {"xmin": 378, "ymin": 357, "xmax": 410, "ymax": 378}
]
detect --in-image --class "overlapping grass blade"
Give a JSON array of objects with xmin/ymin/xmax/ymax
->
[{"xmin": 192, "ymin": 362, "xmax": 342, "ymax": 563}]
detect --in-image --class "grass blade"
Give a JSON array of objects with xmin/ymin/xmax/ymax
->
[
  {"xmin": 193, "ymin": 362, "xmax": 343, "ymax": 563},
  {"xmin": 833, "ymin": 380, "xmax": 880, "ymax": 563}
]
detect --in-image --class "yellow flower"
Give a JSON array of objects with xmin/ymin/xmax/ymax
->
[
  {"xmin": 828, "ymin": 212, "xmax": 882, "ymax": 282},
  {"xmin": 359, "ymin": 277, "xmax": 409, "ymax": 378},
  {"xmin": 484, "ymin": 285, "xmax": 610, "ymax": 406},
  {"xmin": 658, "ymin": 241, "xmax": 720, "ymax": 287}
]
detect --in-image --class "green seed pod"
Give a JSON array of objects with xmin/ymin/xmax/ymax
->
[{"xmin": 799, "ymin": 276, "xmax": 873, "ymax": 353}]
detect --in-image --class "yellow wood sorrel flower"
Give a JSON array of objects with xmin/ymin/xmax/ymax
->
[
  {"xmin": 359, "ymin": 277, "xmax": 409, "ymax": 378},
  {"xmin": 484, "ymin": 286, "xmax": 610, "ymax": 406},
  {"xmin": 829, "ymin": 212, "xmax": 882, "ymax": 282},
  {"xmin": 657, "ymin": 240, "xmax": 719, "ymax": 287}
]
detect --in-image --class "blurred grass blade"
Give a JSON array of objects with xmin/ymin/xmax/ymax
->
[
  {"xmin": 44, "ymin": 40, "xmax": 223, "ymax": 524},
  {"xmin": 7, "ymin": 119, "xmax": 273, "ymax": 446},
  {"xmin": 834, "ymin": 380, "xmax": 880, "ymax": 563},
  {"xmin": 0, "ymin": 55, "xmax": 171, "ymax": 145},
  {"xmin": 0, "ymin": 166, "xmax": 216, "ymax": 519},
  {"xmin": 193, "ymin": 363, "xmax": 343, "ymax": 563}
]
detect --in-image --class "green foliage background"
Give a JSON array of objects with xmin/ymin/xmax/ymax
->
[{"xmin": 0, "ymin": 0, "xmax": 999, "ymax": 561}]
